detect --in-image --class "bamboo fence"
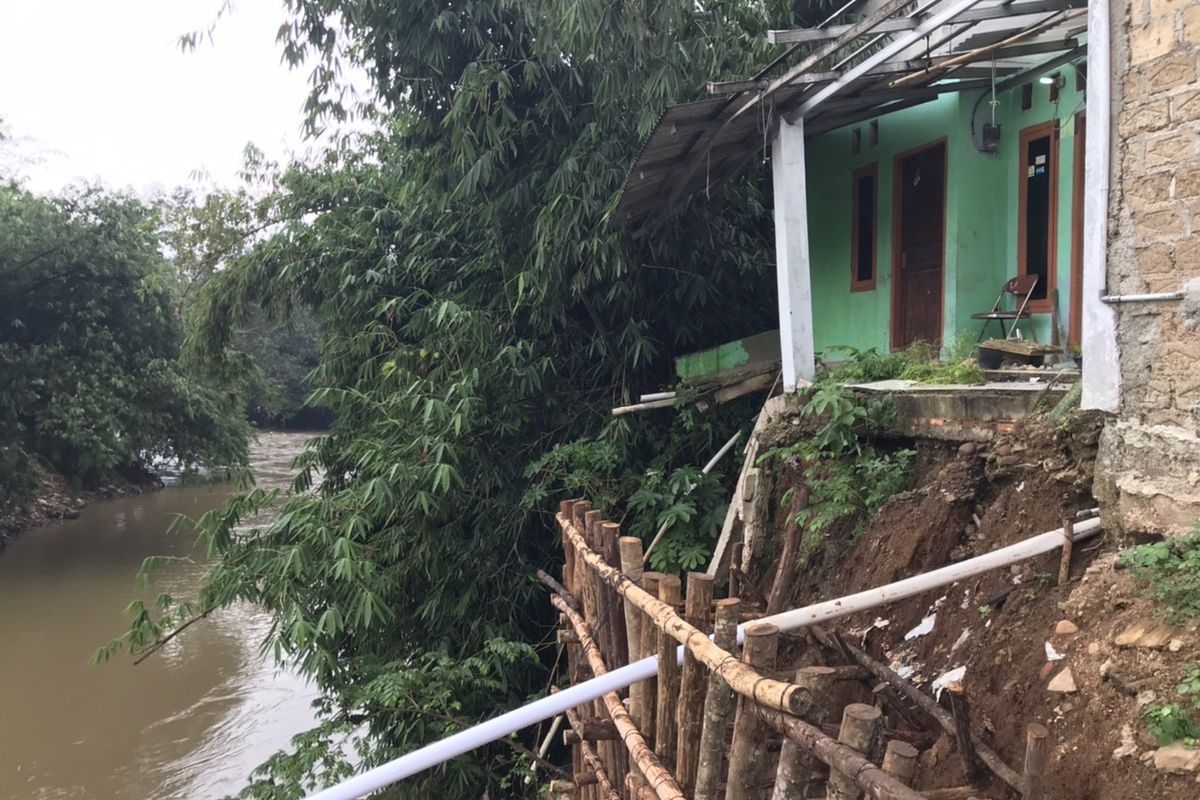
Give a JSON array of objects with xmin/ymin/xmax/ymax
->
[{"xmin": 547, "ymin": 498, "xmax": 1051, "ymax": 800}]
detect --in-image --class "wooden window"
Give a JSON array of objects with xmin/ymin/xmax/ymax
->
[
  {"xmin": 1018, "ymin": 122, "xmax": 1059, "ymax": 312},
  {"xmin": 851, "ymin": 163, "xmax": 878, "ymax": 291},
  {"xmin": 1021, "ymin": 83, "xmax": 1033, "ymax": 111}
]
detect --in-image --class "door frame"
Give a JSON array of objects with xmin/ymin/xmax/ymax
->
[
  {"xmin": 1069, "ymin": 112, "xmax": 1086, "ymax": 349},
  {"xmin": 1017, "ymin": 121, "xmax": 1061, "ymax": 314},
  {"xmin": 890, "ymin": 137, "xmax": 949, "ymax": 350}
]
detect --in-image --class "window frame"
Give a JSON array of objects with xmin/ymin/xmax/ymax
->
[
  {"xmin": 1017, "ymin": 121, "xmax": 1059, "ymax": 314},
  {"xmin": 850, "ymin": 162, "xmax": 879, "ymax": 292}
]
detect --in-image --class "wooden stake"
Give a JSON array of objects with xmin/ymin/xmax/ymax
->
[
  {"xmin": 694, "ymin": 598, "xmax": 741, "ymax": 800},
  {"xmin": 558, "ymin": 514, "xmax": 814, "ymax": 716},
  {"xmin": 946, "ymin": 684, "xmax": 978, "ymax": 782},
  {"xmin": 638, "ymin": 572, "xmax": 663, "ymax": 745},
  {"xmin": 725, "ymin": 623, "xmax": 779, "ymax": 800},
  {"xmin": 728, "ymin": 540, "xmax": 744, "ymax": 598},
  {"xmin": 564, "ymin": 702, "xmax": 624, "ymax": 800},
  {"xmin": 827, "ymin": 703, "xmax": 882, "ymax": 800},
  {"xmin": 600, "ymin": 522, "xmax": 629, "ymax": 669},
  {"xmin": 810, "ymin": 627, "xmax": 1025, "ymax": 794},
  {"xmin": 1023, "ymin": 723, "xmax": 1048, "ymax": 800},
  {"xmin": 562, "ymin": 718, "xmax": 620, "ymax": 742},
  {"xmin": 771, "ymin": 665, "xmax": 836, "ymax": 800},
  {"xmin": 675, "ymin": 572, "xmax": 715, "ymax": 795},
  {"xmin": 655, "ymin": 574, "xmax": 683, "ymax": 763},
  {"xmin": 620, "ymin": 536, "xmax": 646, "ymax": 728},
  {"xmin": 766, "ymin": 483, "xmax": 810, "ymax": 615},
  {"xmin": 881, "ymin": 740, "xmax": 919, "ymax": 786},
  {"xmin": 1059, "ymin": 517, "xmax": 1074, "ymax": 586},
  {"xmin": 551, "ymin": 593, "xmax": 686, "ymax": 800}
]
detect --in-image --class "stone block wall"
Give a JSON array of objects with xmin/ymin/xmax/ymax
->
[{"xmin": 1096, "ymin": 0, "xmax": 1200, "ymax": 536}]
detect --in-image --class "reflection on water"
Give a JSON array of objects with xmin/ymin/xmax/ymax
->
[{"xmin": 0, "ymin": 432, "xmax": 321, "ymax": 800}]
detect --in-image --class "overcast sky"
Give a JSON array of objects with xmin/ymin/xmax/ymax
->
[{"xmin": 1, "ymin": 1, "xmax": 324, "ymax": 195}]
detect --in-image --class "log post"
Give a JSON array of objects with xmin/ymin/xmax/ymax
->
[
  {"xmin": 655, "ymin": 574, "xmax": 683, "ymax": 763},
  {"xmin": 766, "ymin": 483, "xmax": 809, "ymax": 616},
  {"xmin": 1023, "ymin": 723, "xmax": 1048, "ymax": 800},
  {"xmin": 569, "ymin": 502, "xmax": 595, "ymax": 800},
  {"xmin": 809, "ymin": 627, "xmax": 1025, "ymax": 794},
  {"xmin": 881, "ymin": 740, "xmax": 919, "ymax": 786},
  {"xmin": 725, "ymin": 622, "xmax": 779, "ymax": 800},
  {"xmin": 600, "ymin": 522, "xmax": 629, "ymax": 669},
  {"xmin": 620, "ymin": 536, "xmax": 646, "ymax": 729},
  {"xmin": 585, "ymin": 510, "xmax": 618, "ymax": 793},
  {"xmin": 728, "ymin": 541, "xmax": 744, "ymax": 598},
  {"xmin": 946, "ymin": 684, "xmax": 978, "ymax": 782},
  {"xmin": 826, "ymin": 703, "xmax": 882, "ymax": 800},
  {"xmin": 565, "ymin": 703, "xmax": 624, "ymax": 800},
  {"xmin": 675, "ymin": 572, "xmax": 715, "ymax": 794},
  {"xmin": 1059, "ymin": 517, "xmax": 1074, "ymax": 586},
  {"xmin": 638, "ymin": 572, "xmax": 664, "ymax": 745},
  {"xmin": 770, "ymin": 665, "xmax": 836, "ymax": 800},
  {"xmin": 694, "ymin": 598, "xmax": 741, "ymax": 800}
]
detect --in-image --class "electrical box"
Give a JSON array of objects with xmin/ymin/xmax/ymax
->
[{"xmin": 980, "ymin": 122, "xmax": 1001, "ymax": 153}]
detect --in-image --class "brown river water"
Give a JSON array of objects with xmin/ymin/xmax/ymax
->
[{"xmin": 0, "ymin": 432, "xmax": 321, "ymax": 800}]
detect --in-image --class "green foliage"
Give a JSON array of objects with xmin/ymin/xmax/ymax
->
[
  {"xmin": 819, "ymin": 342, "xmax": 986, "ymax": 386},
  {"xmin": 1121, "ymin": 527, "xmax": 1200, "ymax": 623},
  {"xmin": 105, "ymin": 1, "xmax": 849, "ymax": 796},
  {"xmin": 628, "ymin": 465, "xmax": 728, "ymax": 574},
  {"xmin": 0, "ymin": 182, "xmax": 248, "ymax": 510},
  {"xmin": 763, "ymin": 377, "xmax": 913, "ymax": 560},
  {"xmin": 1142, "ymin": 663, "xmax": 1200, "ymax": 746}
]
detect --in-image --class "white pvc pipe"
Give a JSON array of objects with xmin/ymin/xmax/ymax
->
[{"xmin": 306, "ymin": 517, "xmax": 1100, "ymax": 800}]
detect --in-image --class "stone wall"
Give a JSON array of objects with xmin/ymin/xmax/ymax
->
[{"xmin": 1096, "ymin": 0, "xmax": 1200, "ymax": 536}]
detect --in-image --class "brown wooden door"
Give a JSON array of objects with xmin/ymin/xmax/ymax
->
[{"xmin": 892, "ymin": 142, "xmax": 946, "ymax": 349}]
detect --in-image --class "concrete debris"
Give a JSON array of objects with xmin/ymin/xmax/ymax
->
[
  {"xmin": 1169, "ymin": 638, "xmax": 1185, "ymax": 653},
  {"xmin": 1047, "ymin": 667, "xmax": 1077, "ymax": 693},
  {"xmin": 1055, "ymin": 619, "xmax": 1080, "ymax": 635},
  {"xmin": 1112, "ymin": 724, "xmax": 1139, "ymax": 760},
  {"xmin": 1114, "ymin": 620, "xmax": 1178, "ymax": 649},
  {"xmin": 1153, "ymin": 741, "xmax": 1200, "ymax": 774}
]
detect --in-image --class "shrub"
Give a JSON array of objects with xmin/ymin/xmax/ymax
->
[{"xmin": 1120, "ymin": 526, "xmax": 1200, "ymax": 623}]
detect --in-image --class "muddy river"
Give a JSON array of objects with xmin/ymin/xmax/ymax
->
[{"xmin": 0, "ymin": 432, "xmax": 320, "ymax": 800}]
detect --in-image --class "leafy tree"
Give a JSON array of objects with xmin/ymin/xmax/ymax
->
[
  {"xmin": 111, "ymin": 1, "xmax": 839, "ymax": 796},
  {"xmin": 0, "ymin": 182, "xmax": 249, "ymax": 511}
]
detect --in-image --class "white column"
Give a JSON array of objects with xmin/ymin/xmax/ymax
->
[
  {"xmin": 1081, "ymin": 0, "xmax": 1120, "ymax": 412},
  {"xmin": 772, "ymin": 116, "xmax": 816, "ymax": 392}
]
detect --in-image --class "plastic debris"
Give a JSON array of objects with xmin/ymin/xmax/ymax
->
[
  {"xmin": 905, "ymin": 614, "xmax": 936, "ymax": 641},
  {"xmin": 1045, "ymin": 641, "xmax": 1064, "ymax": 661}
]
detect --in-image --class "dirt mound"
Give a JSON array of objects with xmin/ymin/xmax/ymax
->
[{"xmin": 758, "ymin": 411, "xmax": 1198, "ymax": 798}]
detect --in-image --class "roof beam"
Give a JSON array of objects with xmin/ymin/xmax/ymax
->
[
  {"xmin": 766, "ymin": 0, "xmax": 1085, "ymax": 44},
  {"xmin": 794, "ymin": 0, "xmax": 989, "ymax": 117},
  {"xmin": 994, "ymin": 44, "xmax": 1087, "ymax": 91}
]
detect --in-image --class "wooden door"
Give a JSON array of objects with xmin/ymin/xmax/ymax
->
[{"xmin": 891, "ymin": 142, "xmax": 946, "ymax": 349}]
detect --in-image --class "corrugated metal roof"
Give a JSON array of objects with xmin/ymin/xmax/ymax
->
[{"xmin": 615, "ymin": 0, "xmax": 1087, "ymax": 223}]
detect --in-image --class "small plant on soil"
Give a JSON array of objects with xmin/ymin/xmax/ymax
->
[
  {"xmin": 1120, "ymin": 526, "xmax": 1200, "ymax": 623},
  {"xmin": 818, "ymin": 341, "xmax": 986, "ymax": 386},
  {"xmin": 762, "ymin": 377, "xmax": 914, "ymax": 561},
  {"xmin": 1143, "ymin": 703, "xmax": 1200, "ymax": 747}
]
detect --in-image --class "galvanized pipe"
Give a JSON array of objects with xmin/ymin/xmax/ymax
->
[{"xmin": 1100, "ymin": 292, "xmax": 1184, "ymax": 304}]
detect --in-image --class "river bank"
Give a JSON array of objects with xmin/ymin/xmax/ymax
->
[{"xmin": 0, "ymin": 465, "xmax": 162, "ymax": 547}]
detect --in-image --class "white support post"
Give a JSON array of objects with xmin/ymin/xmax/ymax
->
[
  {"xmin": 772, "ymin": 117, "xmax": 816, "ymax": 392},
  {"xmin": 1081, "ymin": 0, "xmax": 1119, "ymax": 411}
]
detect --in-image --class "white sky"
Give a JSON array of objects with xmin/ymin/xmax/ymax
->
[{"xmin": 1, "ymin": 1, "xmax": 324, "ymax": 195}]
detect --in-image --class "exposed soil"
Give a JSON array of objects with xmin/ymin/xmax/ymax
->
[
  {"xmin": 0, "ymin": 466, "xmax": 161, "ymax": 547},
  {"xmin": 751, "ymin": 411, "xmax": 1200, "ymax": 798}
]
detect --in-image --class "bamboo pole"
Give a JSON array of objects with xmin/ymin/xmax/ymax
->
[
  {"xmin": 771, "ymin": 665, "xmax": 836, "ymax": 800},
  {"xmin": 579, "ymin": 508, "xmax": 611, "ymax": 799},
  {"xmin": 655, "ymin": 575, "xmax": 683, "ymax": 763},
  {"xmin": 560, "ymin": 501, "xmax": 586, "ymax": 797},
  {"xmin": 551, "ymin": 593, "xmax": 686, "ymax": 800},
  {"xmin": 753, "ymin": 705, "xmax": 925, "ymax": 800},
  {"xmin": 725, "ymin": 623, "xmax": 779, "ymax": 800},
  {"xmin": 638, "ymin": 572, "xmax": 663, "ymax": 745},
  {"xmin": 559, "ymin": 514, "xmax": 814, "ymax": 716},
  {"xmin": 881, "ymin": 741, "xmax": 919, "ymax": 786},
  {"xmin": 810, "ymin": 628, "xmax": 1024, "ymax": 793},
  {"xmin": 563, "ymin": 701, "xmax": 624, "ymax": 800},
  {"xmin": 675, "ymin": 572, "xmax": 715, "ymax": 794},
  {"xmin": 1023, "ymin": 723, "xmax": 1048, "ymax": 800},
  {"xmin": 620, "ymin": 536, "xmax": 647, "ymax": 732},
  {"xmin": 694, "ymin": 598, "xmax": 741, "ymax": 800},
  {"xmin": 827, "ymin": 703, "xmax": 882, "ymax": 800}
]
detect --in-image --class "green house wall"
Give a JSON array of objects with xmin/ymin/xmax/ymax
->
[{"xmin": 797, "ymin": 68, "xmax": 1085, "ymax": 357}]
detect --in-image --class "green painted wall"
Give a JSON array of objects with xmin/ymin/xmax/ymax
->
[{"xmin": 793, "ymin": 65, "xmax": 1086, "ymax": 357}]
